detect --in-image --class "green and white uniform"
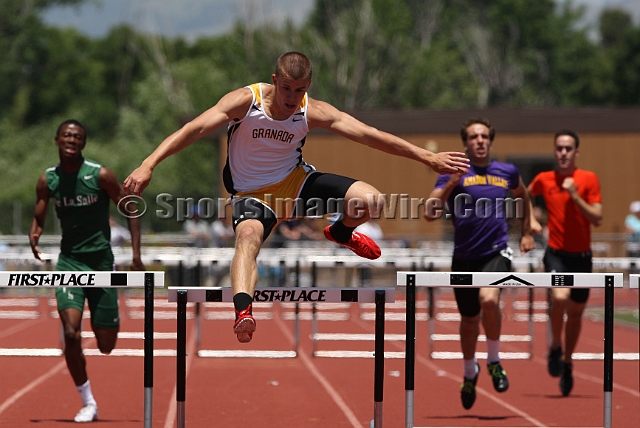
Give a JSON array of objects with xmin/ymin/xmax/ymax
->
[{"xmin": 47, "ymin": 159, "xmax": 119, "ymax": 328}]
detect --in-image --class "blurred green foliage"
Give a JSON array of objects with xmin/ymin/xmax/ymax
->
[{"xmin": 1, "ymin": 0, "xmax": 639, "ymax": 234}]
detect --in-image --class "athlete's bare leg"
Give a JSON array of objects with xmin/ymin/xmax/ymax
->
[
  {"xmin": 231, "ymin": 219, "xmax": 264, "ymax": 296},
  {"xmin": 479, "ymin": 287, "xmax": 501, "ymax": 340},
  {"xmin": 341, "ymin": 181, "xmax": 383, "ymax": 227},
  {"xmin": 59, "ymin": 308, "xmax": 88, "ymax": 386}
]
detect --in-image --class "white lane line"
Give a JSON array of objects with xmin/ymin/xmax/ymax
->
[
  {"xmin": 571, "ymin": 352, "xmax": 639, "ymax": 360},
  {"xmin": 0, "ymin": 360, "xmax": 66, "ymax": 417},
  {"xmin": 0, "ymin": 298, "xmax": 40, "ymax": 307},
  {"xmin": 430, "ymin": 334, "xmax": 532, "ymax": 342},
  {"xmin": 80, "ymin": 331, "xmax": 177, "ymax": 340},
  {"xmin": 273, "ymin": 311, "xmax": 364, "ymax": 428},
  {"xmin": 415, "ymin": 352, "xmax": 548, "ymax": 427},
  {"xmin": 313, "ymin": 350, "xmax": 405, "ymax": 359},
  {"xmin": 529, "ymin": 355, "xmax": 640, "ymax": 398},
  {"xmin": 311, "ymin": 333, "xmax": 406, "ymax": 341},
  {"xmin": 0, "ymin": 317, "xmax": 45, "ymax": 340},
  {"xmin": 572, "ymin": 368, "xmax": 640, "ymax": 397},
  {"xmin": 0, "ymin": 348, "xmax": 176, "ymax": 357},
  {"xmin": 351, "ymin": 315, "xmax": 548, "ymax": 427},
  {"xmin": 198, "ymin": 350, "xmax": 296, "ymax": 358},
  {"xmin": 0, "ymin": 336, "xmax": 96, "ymax": 419},
  {"xmin": 0, "ymin": 310, "xmax": 40, "ymax": 319}
]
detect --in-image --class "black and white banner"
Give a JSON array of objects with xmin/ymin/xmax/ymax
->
[
  {"xmin": 396, "ymin": 272, "xmax": 623, "ymax": 288},
  {"xmin": 167, "ymin": 287, "xmax": 396, "ymax": 303},
  {"xmin": 0, "ymin": 271, "xmax": 165, "ymax": 288}
]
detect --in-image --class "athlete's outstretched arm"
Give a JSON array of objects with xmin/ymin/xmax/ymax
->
[
  {"xmin": 124, "ymin": 88, "xmax": 254, "ymax": 195},
  {"xmin": 307, "ymin": 98, "xmax": 469, "ymax": 174},
  {"xmin": 29, "ymin": 174, "xmax": 50, "ymax": 261},
  {"xmin": 101, "ymin": 167, "xmax": 145, "ymax": 271}
]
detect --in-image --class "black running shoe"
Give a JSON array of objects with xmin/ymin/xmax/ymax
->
[
  {"xmin": 461, "ymin": 364, "xmax": 480, "ymax": 410},
  {"xmin": 560, "ymin": 362, "xmax": 574, "ymax": 396},
  {"xmin": 487, "ymin": 361, "xmax": 509, "ymax": 392},
  {"xmin": 547, "ymin": 346, "xmax": 563, "ymax": 377}
]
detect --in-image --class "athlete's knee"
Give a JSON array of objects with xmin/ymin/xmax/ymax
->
[
  {"xmin": 365, "ymin": 192, "xmax": 384, "ymax": 219},
  {"xmin": 566, "ymin": 302, "xmax": 586, "ymax": 320},
  {"xmin": 235, "ymin": 222, "xmax": 263, "ymax": 246},
  {"xmin": 97, "ymin": 342, "xmax": 115, "ymax": 355},
  {"xmin": 480, "ymin": 298, "xmax": 500, "ymax": 316},
  {"xmin": 550, "ymin": 294, "xmax": 570, "ymax": 311},
  {"xmin": 460, "ymin": 314, "xmax": 480, "ymax": 331},
  {"xmin": 63, "ymin": 328, "xmax": 82, "ymax": 347},
  {"xmin": 345, "ymin": 182, "xmax": 382, "ymax": 218},
  {"xmin": 93, "ymin": 328, "xmax": 118, "ymax": 354}
]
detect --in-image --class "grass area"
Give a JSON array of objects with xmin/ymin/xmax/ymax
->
[
  {"xmin": 586, "ymin": 308, "xmax": 639, "ymax": 327},
  {"xmin": 614, "ymin": 309, "xmax": 640, "ymax": 326}
]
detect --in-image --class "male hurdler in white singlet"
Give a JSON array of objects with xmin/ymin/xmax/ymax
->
[{"xmin": 124, "ymin": 52, "xmax": 469, "ymax": 343}]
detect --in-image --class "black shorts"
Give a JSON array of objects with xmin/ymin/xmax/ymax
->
[
  {"xmin": 232, "ymin": 172, "xmax": 356, "ymax": 240},
  {"xmin": 543, "ymin": 248, "xmax": 591, "ymax": 303},
  {"xmin": 452, "ymin": 250, "xmax": 512, "ymax": 318}
]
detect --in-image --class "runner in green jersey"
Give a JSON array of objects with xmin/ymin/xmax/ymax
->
[{"xmin": 29, "ymin": 119, "xmax": 145, "ymax": 423}]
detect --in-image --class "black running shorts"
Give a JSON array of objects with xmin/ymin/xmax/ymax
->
[
  {"xmin": 543, "ymin": 248, "xmax": 591, "ymax": 303},
  {"xmin": 452, "ymin": 250, "xmax": 512, "ymax": 318}
]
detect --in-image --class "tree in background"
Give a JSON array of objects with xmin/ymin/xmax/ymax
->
[
  {"xmin": 599, "ymin": 9, "xmax": 640, "ymax": 105},
  {"xmin": 0, "ymin": 0, "xmax": 84, "ymax": 125}
]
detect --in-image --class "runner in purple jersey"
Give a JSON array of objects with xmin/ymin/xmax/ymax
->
[
  {"xmin": 426, "ymin": 117, "xmax": 540, "ymax": 410},
  {"xmin": 435, "ymin": 160, "xmax": 519, "ymax": 259}
]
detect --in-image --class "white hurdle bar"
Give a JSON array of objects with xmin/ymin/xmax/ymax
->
[
  {"xmin": 0, "ymin": 271, "xmax": 165, "ymax": 428},
  {"xmin": 630, "ymin": 274, "xmax": 639, "ymax": 289},
  {"xmin": 168, "ymin": 286, "xmax": 394, "ymax": 428},
  {"xmin": 397, "ymin": 271, "xmax": 623, "ymax": 428}
]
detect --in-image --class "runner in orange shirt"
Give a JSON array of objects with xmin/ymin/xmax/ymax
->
[{"xmin": 528, "ymin": 130, "xmax": 602, "ymax": 396}]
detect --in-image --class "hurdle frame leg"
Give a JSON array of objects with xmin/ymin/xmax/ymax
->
[
  {"xmin": 528, "ymin": 288, "xmax": 534, "ymax": 359},
  {"xmin": 144, "ymin": 272, "xmax": 155, "ymax": 428},
  {"xmin": 195, "ymin": 261, "xmax": 201, "ymax": 347},
  {"xmin": 603, "ymin": 275, "xmax": 614, "ymax": 428},
  {"xmin": 405, "ymin": 274, "xmax": 416, "ymax": 428},
  {"xmin": 176, "ymin": 290, "xmax": 187, "ymax": 428},
  {"xmin": 311, "ymin": 262, "xmax": 318, "ymax": 356},
  {"xmin": 294, "ymin": 260, "xmax": 300, "ymax": 355},
  {"xmin": 427, "ymin": 287, "xmax": 434, "ymax": 357},
  {"xmin": 373, "ymin": 290, "xmax": 386, "ymax": 428}
]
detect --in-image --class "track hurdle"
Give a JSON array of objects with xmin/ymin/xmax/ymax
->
[
  {"xmin": 421, "ymin": 256, "xmax": 539, "ymax": 360},
  {"xmin": 305, "ymin": 255, "xmax": 418, "ymax": 358},
  {"xmin": 397, "ymin": 271, "xmax": 623, "ymax": 428},
  {"xmin": 0, "ymin": 271, "xmax": 165, "ymax": 428},
  {"xmin": 630, "ymin": 274, "xmax": 639, "ymax": 289},
  {"xmin": 168, "ymin": 286, "xmax": 394, "ymax": 428},
  {"xmin": 191, "ymin": 255, "xmax": 300, "ymax": 357}
]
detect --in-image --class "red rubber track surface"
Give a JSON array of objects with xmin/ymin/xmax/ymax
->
[{"xmin": 0, "ymin": 287, "xmax": 637, "ymax": 427}]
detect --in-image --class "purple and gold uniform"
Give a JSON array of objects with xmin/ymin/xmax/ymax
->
[{"xmin": 435, "ymin": 161, "xmax": 520, "ymax": 260}]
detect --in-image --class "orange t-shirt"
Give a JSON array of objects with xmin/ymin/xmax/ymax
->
[{"xmin": 529, "ymin": 169, "xmax": 601, "ymax": 253}]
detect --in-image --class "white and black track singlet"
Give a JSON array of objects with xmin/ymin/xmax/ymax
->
[{"xmin": 223, "ymin": 83, "xmax": 313, "ymax": 194}]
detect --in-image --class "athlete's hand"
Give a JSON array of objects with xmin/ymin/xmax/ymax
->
[
  {"xmin": 29, "ymin": 234, "xmax": 44, "ymax": 262},
  {"xmin": 429, "ymin": 152, "xmax": 469, "ymax": 175},
  {"xmin": 529, "ymin": 216, "xmax": 543, "ymax": 235},
  {"xmin": 123, "ymin": 165, "xmax": 153, "ymax": 196},
  {"xmin": 519, "ymin": 234, "xmax": 536, "ymax": 254},
  {"xmin": 448, "ymin": 172, "xmax": 464, "ymax": 186},
  {"xmin": 561, "ymin": 177, "xmax": 577, "ymax": 195},
  {"xmin": 130, "ymin": 256, "xmax": 146, "ymax": 271}
]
